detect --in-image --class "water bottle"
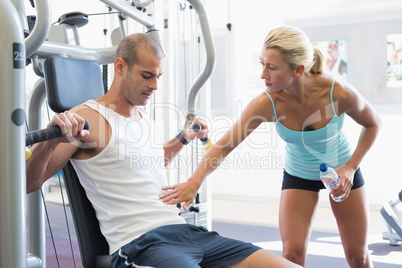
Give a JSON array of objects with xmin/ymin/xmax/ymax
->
[{"xmin": 319, "ymin": 163, "xmax": 345, "ymax": 202}]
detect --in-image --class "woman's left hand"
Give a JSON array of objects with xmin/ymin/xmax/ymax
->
[
  {"xmin": 160, "ymin": 177, "xmax": 201, "ymax": 211},
  {"xmin": 332, "ymin": 166, "xmax": 355, "ymax": 201}
]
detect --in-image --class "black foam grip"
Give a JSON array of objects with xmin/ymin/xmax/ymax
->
[
  {"xmin": 26, "ymin": 120, "xmax": 89, "ymax": 146},
  {"xmin": 192, "ymin": 123, "xmax": 209, "ymax": 144},
  {"xmin": 192, "ymin": 122, "xmax": 202, "ymax": 132}
]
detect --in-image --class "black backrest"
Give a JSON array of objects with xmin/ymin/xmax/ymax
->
[
  {"xmin": 43, "ymin": 56, "xmax": 104, "ymax": 113},
  {"xmin": 43, "ymin": 56, "xmax": 112, "ymax": 268},
  {"xmin": 61, "ymin": 162, "xmax": 112, "ymax": 268}
]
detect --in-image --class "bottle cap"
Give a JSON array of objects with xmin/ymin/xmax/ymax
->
[{"xmin": 319, "ymin": 163, "xmax": 328, "ymax": 172}]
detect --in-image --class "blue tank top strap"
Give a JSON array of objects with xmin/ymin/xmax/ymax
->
[
  {"xmin": 330, "ymin": 78, "xmax": 337, "ymax": 116},
  {"xmin": 264, "ymin": 91, "xmax": 278, "ymax": 121}
]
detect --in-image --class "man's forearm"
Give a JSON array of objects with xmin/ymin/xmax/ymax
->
[
  {"xmin": 26, "ymin": 140, "xmax": 58, "ymax": 193},
  {"xmin": 163, "ymin": 136, "xmax": 186, "ymax": 167}
]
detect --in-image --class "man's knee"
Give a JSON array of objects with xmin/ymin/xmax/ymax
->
[{"xmin": 232, "ymin": 249, "xmax": 302, "ymax": 268}]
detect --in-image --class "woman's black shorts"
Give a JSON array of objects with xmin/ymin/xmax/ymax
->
[{"xmin": 282, "ymin": 168, "xmax": 365, "ymax": 192}]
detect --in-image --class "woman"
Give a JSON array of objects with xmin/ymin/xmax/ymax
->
[{"xmin": 160, "ymin": 25, "xmax": 381, "ymax": 267}]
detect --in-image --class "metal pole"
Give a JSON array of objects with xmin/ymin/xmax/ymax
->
[
  {"xmin": 100, "ymin": 0, "xmax": 154, "ymax": 27},
  {"xmin": 34, "ymin": 42, "xmax": 116, "ymax": 64},
  {"xmin": 10, "ymin": 0, "xmax": 29, "ymax": 37},
  {"xmin": 185, "ymin": 0, "xmax": 216, "ymax": 124},
  {"xmin": 25, "ymin": 0, "xmax": 52, "ymax": 58},
  {"xmin": 0, "ymin": 1, "xmax": 27, "ymax": 267},
  {"xmin": 27, "ymin": 79, "xmax": 48, "ymax": 268}
]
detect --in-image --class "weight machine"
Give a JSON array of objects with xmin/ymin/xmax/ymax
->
[
  {"xmin": 381, "ymin": 190, "xmax": 402, "ymax": 246},
  {"xmin": 0, "ymin": 0, "xmax": 216, "ymax": 267}
]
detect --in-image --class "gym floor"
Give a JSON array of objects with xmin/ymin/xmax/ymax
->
[
  {"xmin": 212, "ymin": 198, "xmax": 402, "ymax": 268},
  {"xmin": 43, "ymin": 189, "xmax": 402, "ymax": 268}
]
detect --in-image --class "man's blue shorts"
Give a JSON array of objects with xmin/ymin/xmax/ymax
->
[
  {"xmin": 111, "ymin": 224, "xmax": 261, "ymax": 268},
  {"xmin": 282, "ymin": 167, "xmax": 365, "ymax": 192}
]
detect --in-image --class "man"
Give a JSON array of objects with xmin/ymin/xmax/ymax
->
[{"xmin": 26, "ymin": 33, "xmax": 300, "ymax": 268}]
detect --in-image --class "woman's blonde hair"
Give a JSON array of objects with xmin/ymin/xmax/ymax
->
[{"xmin": 264, "ymin": 25, "xmax": 324, "ymax": 75}]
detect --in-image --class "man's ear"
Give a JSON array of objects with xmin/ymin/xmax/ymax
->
[
  {"xmin": 114, "ymin": 57, "xmax": 126, "ymax": 74},
  {"xmin": 294, "ymin": 65, "xmax": 305, "ymax": 77}
]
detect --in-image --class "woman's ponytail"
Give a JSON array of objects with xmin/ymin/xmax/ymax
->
[{"xmin": 308, "ymin": 47, "xmax": 324, "ymax": 75}]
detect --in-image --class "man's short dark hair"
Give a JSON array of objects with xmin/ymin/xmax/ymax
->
[{"xmin": 114, "ymin": 33, "xmax": 165, "ymax": 70}]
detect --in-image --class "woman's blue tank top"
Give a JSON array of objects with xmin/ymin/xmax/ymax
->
[{"xmin": 264, "ymin": 79, "xmax": 352, "ymax": 180}]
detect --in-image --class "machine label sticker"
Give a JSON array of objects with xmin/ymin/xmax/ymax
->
[{"xmin": 13, "ymin": 43, "xmax": 24, "ymax": 69}]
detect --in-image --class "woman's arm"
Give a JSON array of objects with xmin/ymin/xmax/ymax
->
[
  {"xmin": 160, "ymin": 93, "xmax": 275, "ymax": 210},
  {"xmin": 332, "ymin": 81, "xmax": 382, "ymax": 200}
]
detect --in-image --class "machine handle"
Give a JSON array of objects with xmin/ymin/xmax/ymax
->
[
  {"xmin": 26, "ymin": 120, "xmax": 89, "ymax": 146},
  {"xmin": 192, "ymin": 122, "xmax": 207, "ymax": 141},
  {"xmin": 192, "ymin": 123, "xmax": 212, "ymax": 151}
]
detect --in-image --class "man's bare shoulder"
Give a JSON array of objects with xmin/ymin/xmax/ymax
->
[{"xmin": 70, "ymin": 104, "xmax": 111, "ymax": 159}]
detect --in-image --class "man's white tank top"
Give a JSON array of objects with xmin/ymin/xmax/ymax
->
[{"xmin": 70, "ymin": 100, "xmax": 185, "ymax": 254}]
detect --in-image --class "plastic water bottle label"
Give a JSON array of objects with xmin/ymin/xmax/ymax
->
[
  {"xmin": 328, "ymin": 178, "xmax": 339, "ymax": 189},
  {"xmin": 321, "ymin": 176, "xmax": 334, "ymax": 188}
]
